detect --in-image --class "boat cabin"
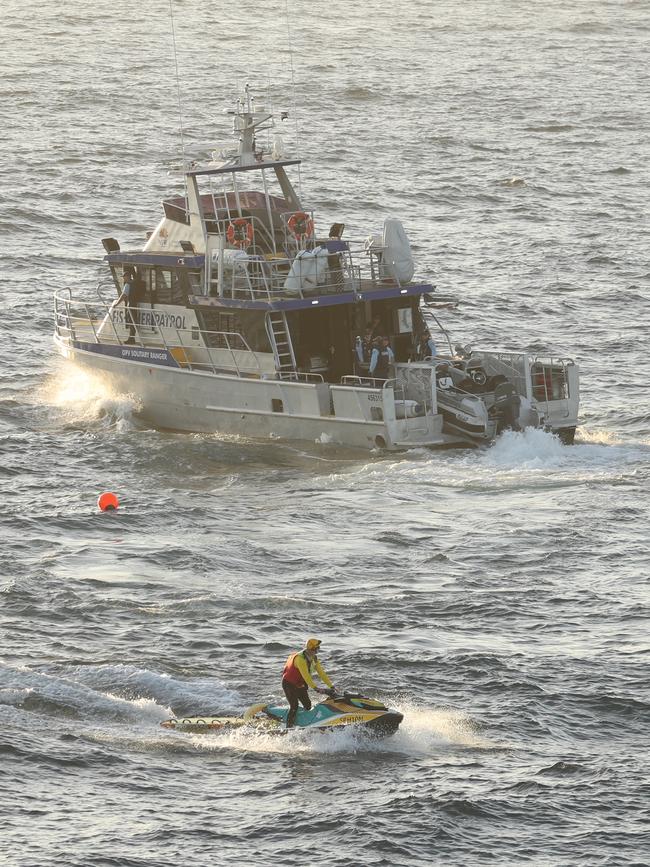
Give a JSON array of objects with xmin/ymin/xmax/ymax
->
[{"xmin": 98, "ymin": 90, "xmax": 443, "ymax": 383}]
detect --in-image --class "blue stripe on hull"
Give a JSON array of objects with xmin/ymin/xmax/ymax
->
[{"xmin": 72, "ymin": 341, "xmax": 180, "ymax": 368}]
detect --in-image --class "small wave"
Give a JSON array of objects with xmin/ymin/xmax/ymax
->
[
  {"xmin": 58, "ymin": 663, "xmax": 241, "ymax": 718},
  {"xmin": 0, "ymin": 663, "xmax": 239, "ymax": 724},
  {"xmin": 0, "ymin": 664, "xmax": 170, "ymax": 723},
  {"xmin": 499, "ymin": 177, "xmax": 526, "ymax": 187},
  {"xmin": 537, "ymin": 761, "xmax": 585, "ymax": 775},
  {"xmin": 525, "ymin": 124, "xmax": 574, "ymax": 133},
  {"xmin": 577, "ymin": 427, "xmax": 623, "ymax": 446},
  {"xmin": 440, "ymin": 797, "xmax": 497, "ymax": 818},
  {"xmin": 343, "ymin": 86, "xmax": 378, "ymax": 100},
  {"xmin": 563, "ymin": 22, "xmax": 614, "ymax": 35},
  {"xmin": 587, "ymin": 255, "xmax": 617, "ymax": 265},
  {"xmin": 0, "ymin": 687, "xmax": 33, "ymax": 706}
]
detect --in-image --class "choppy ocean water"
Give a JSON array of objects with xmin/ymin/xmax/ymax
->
[{"xmin": 1, "ymin": 1, "xmax": 649, "ymax": 864}]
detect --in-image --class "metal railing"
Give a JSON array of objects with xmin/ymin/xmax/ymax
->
[
  {"xmin": 54, "ymin": 288, "xmax": 266, "ymax": 379},
  {"xmin": 339, "ymin": 372, "xmax": 433, "ymax": 436},
  {"xmin": 202, "ymin": 214, "xmax": 417, "ymax": 302},
  {"xmin": 340, "ymin": 375, "xmax": 386, "ymax": 389},
  {"xmin": 278, "ymin": 371, "xmax": 325, "ymax": 383},
  {"xmin": 207, "ymin": 246, "xmax": 360, "ymax": 303},
  {"xmin": 529, "ymin": 357, "xmax": 574, "ymax": 420},
  {"xmin": 469, "ymin": 351, "xmax": 529, "ymax": 396}
]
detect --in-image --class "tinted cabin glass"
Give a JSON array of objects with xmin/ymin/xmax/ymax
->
[
  {"xmin": 155, "ymin": 269, "xmax": 185, "ymax": 304},
  {"xmin": 187, "ymin": 270, "xmax": 202, "ymax": 295}
]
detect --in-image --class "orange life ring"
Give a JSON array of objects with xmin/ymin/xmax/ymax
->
[
  {"xmin": 287, "ymin": 211, "xmax": 314, "ymax": 239},
  {"xmin": 226, "ymin": 218, "xmax": 254, "ymax": 248}
]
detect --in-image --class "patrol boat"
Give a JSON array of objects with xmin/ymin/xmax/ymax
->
[{"xmin": 53, "ymin": 88, "xmax": 580, "ymax": 450}]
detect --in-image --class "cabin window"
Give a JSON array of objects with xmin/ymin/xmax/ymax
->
[
  {"xmin": 187, "ymin": 270, "xmax": 203, "ymax": 295},
  {"xmin": 136, "ymin": 267, "xmax": 154, "ymax": 302},
  {"xmin": 531, "ymin": 363, "xmax": 569, "ymax": 401},
  {"xmin": 217, "ymin": 312, "xmax": 235, "ymax": 333},
  {"xmin": 196, "ymin": 308, "xmax": 271, "ymax": 353},
  {"xmin": 395, "ymin": 307, "xmax": 413, "ymax": 334},
  {"xmin": 272, "ymin": 399, "xmax": 284, "ymax": 413},
  {"xmin": 155, "ymin": 268, "xmax": 185, "ymax": 305}
]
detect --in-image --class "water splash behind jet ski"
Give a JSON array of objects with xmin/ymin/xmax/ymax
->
[{"xmin": 161, "ymin": 690, "xmax": 403, "ymax": 738}]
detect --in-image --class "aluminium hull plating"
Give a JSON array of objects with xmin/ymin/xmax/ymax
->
[{"xmin": 55, "ymin": 336, "xmax": 457, "ymax": 451}]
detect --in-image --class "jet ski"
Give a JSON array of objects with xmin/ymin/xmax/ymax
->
[{"xmin": 161, "ymin": 690, "xmax": 403, "ymax": 738}]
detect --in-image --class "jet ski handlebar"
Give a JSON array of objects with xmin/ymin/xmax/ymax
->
[{"xmin": 319, "ymin": 688, "xmax": 368, "ymax": 700}]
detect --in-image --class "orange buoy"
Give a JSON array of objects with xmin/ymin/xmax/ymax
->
[{"xmin": 97, "ymin": 492, "xmax": 119, "ymax": 511}]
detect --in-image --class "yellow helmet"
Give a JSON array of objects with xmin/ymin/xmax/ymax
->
[{"xmin": 305, "ymin": 638, "xmax": 322, "ymax": 652}]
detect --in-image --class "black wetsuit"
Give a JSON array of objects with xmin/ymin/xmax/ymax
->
[{"xmin": 282, "ymin": 681, "xmax": 312, "ymax": 729}]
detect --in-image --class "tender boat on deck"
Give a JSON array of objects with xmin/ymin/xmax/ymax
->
[{"xmin": 53, "ymin": 88, "xmax": 579, "ymax": 450}]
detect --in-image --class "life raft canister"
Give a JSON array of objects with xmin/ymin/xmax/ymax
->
[
  {"xmin": 287, "ymin": 211, "xmax": 314, "ymax": 240},
  {"xmin": 226, "ymin": 218, "xmax": 254, "ymax": 248}
]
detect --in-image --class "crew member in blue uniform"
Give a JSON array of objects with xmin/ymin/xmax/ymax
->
[
  {"xmin": 369, "ymin": 336, "xmax": 394, "ymax": 380},
  {"xmin": 118, "ymin": 267, "xmax": 137, "ymax": 345},
  {"xmin": 416, "ymin": 329, "xmax": 438, "ymax": 360}
]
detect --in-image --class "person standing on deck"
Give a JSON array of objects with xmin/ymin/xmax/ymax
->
[
  {"xmin": 282, "ymin": 638, "xmax": 335, "ymax": 729},
  {"xmin": 369, "ymin": 336, "xmax": 395, "ymax": 380},
  {"xmin": 117, "ymin": 267, "xmax": 137, "ymax": 345},
  {"xmin": 416, "ymin": 329, "xmax": 438, "ymax": 361}
]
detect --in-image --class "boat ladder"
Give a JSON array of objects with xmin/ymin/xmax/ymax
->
[{"xmin": 267, "ymin": 311, "xmax": 296, "ymax": 374}]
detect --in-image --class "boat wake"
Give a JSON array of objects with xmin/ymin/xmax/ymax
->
[
  {"xmin": 483, "ymin": 425, "xmax": 650, "ymax": 472},
  {"xmin": 0, "ymin": 660, "xmax": 499, "ymax": 761},
  {"xmin": 486, "ymin": 426, "xmax": 567, "ymax": 467}
]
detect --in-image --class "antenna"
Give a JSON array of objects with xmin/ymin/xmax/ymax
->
[
  {"xmin": 168, "ymin": 0, "xmax": 187, "ymax": 197},
  {"xmin": 284, "ymin": 0, "xmax": 302, "ymax": 198}
]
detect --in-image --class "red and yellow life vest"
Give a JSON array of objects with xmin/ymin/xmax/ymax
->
[{"xmin": 283, "ymin": 652, "xmax": 310, "ymax": 687}]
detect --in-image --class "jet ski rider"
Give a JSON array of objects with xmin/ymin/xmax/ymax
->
[{"xmin": 282, "ymin": 638, "xmax": 335, "ymax": 729}]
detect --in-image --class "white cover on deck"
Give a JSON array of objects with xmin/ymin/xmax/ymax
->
[
  {"xmin": 381, "ymin": 218, "xmax": 414, "ymax": 284},
  {"xmin": 283, "ymin": 247, "xmax": 329, "ymax": 293},
  {"xmin": 366, "ymin": 219, "xmax": 415, "ymax": 284}
]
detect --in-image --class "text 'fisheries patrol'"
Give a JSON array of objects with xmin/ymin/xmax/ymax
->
[{"xmin": 112, "ymin": 309, "xmax": 187, "ymax": 330}]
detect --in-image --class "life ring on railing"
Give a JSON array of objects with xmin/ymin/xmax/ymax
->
[
  {"xmin": 287, "ymin": 211, "xmax": 314, "ymax": 240},
  {"xmin": 226, "ymin": 218, "xmax": 254, "ymax": 248}
]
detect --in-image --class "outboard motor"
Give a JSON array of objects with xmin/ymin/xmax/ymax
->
[{"xmin": 491, "ymin": 382, "xmax": 522, "ymax": 433}]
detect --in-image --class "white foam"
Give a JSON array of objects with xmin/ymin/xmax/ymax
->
[
  {"xmin": 0, "ymin": 686, "xmax": 33, "ymax": 706},
  {"xmin": 183, "ymin": 722, "xmax": 369, "ymax": 756},
  {"xmin": 0, "ymin": 662, "xmax": 239, "ymax": 725},
  {"xmin": 63, "ymin": 662, "xmax": 241, "ymax": 711},
  {"xmin": 387, "ymin": 703, "xmax": 496, "ymax": 753},
  {"xmin": 332, "ymin": 424, "xmax": 649, "ymax": 496},
  {"xmin": 167, "ymin": 700, "xmax": 496, "ymax": 757},
  {"xmin": 483, "ymin": 426, "xmax": 567, "ymax": 469},
  {"xmin": 38, "ymin": 362, "xmax": 140, "ymax": 430},
  {"xmin": 577, "ymin": 427, "xmax": 623, "ymax": 446}
]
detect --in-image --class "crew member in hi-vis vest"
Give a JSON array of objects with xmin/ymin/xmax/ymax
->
[{"xmin": 281, "ymin": 638, "xmax": 334, "ymax": 728}]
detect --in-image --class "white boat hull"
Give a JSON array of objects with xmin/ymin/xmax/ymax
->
[{"xmin": 55, "ymin": 336, "xmax": 463, "ymax": 451}]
